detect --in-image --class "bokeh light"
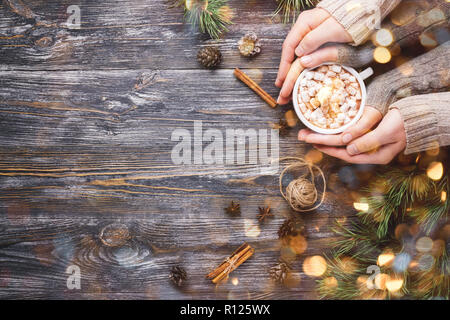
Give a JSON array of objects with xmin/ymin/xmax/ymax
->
[
  {"xmin": 420, "ymin": 33, "xmax": 438, "ymax": 48},
  {"xmin": 427, "ymin": 162, "xmax": 444, "ymax": 181},
  {"xmin": 303, "ymin": 256, "xmax": 327, "ymax": 277},
  {"xmin": 441, "ymin": 191, "xmax": 447, "ymax": 202},
  {"xmin": 373, "ymin": 47, "xmax": 392, "ymax": 64},
  {"xmin": 288, "ymin": 235, "xmax": 308, "ymax": 255},
  {"xmin": 285, "ymin": 110, "xmax": 298, "ymax": 127},
  {"xmin": 374, "ymin": 273, "xmax": 389, "ymax": 290},
  {"xmin": 353, "ymin": 202, "xmax": 369, "ymax": 212},
  {"xmin": 374, "ymin": 29, "xmax": 394, "ymax": 47},
  {"xmin": 244, "ymin": 219, "xmax": 261, "ymax": 238},
  {"xmin": 418, "ymin": 254, "xmax": 435, "ymax": 271},
  {"xmin": 386, "ymin": 277, "xmax": 404, "ymax": 293},
  {"xmin": 324, "ymin": 276, "xmax": 338, "ymax": 289},
  {"xmin": 305, "ymin": 149, "xmax": 323, "ymax": 164},
  {"xmin": 393, "ymin": 252, "xmax": 411, "ymax": 273},
  {"xmin": 416, "ymin": 237, "xmax": 433, "ymax": 253},
  {"xmin": 231, "ymin": 277, "xmax": 239, "ymax": 286},
  {"xmin": 378, "ymin": 252, "xmax": 395, "ymax": 267}
]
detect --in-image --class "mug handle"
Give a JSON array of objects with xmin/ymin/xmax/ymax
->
[{"xmin": 359, "ymin": 67, "xmax": 374, "ymax": 81}]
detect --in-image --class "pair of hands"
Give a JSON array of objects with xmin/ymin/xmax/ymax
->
[{"xmin": 276, "ymin": 8, "xmax": 406, "ymax": 164}]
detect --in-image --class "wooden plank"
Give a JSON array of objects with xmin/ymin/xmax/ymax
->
[
  {"xmin": 0, "ymin": 0, "xmax": 288, "ymax": 71},
  {"xmin": 0, "ymin": 214, "xmax": 350, "ymax": 299}
]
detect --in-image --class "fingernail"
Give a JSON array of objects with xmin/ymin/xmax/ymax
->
[
  {"xmin": 296, "ymin": 47, "xmax": 304, "ymax": 57},
  {"xmin": 277, "ymin": 96, "xmax": 283, "ymax": 104},
  {"xmin": 342, "ymin": 133, "xmax": 352, "ymax": 144},
  {"xmin": 348, "ymin": 144, "xmax": 358, "ymax": 156},
  {"xmin": 300, "ymin": 55, "xmax": 312, "ymax": 65}
]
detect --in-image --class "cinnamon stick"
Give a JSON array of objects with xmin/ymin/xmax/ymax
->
[
  {"xmin": 206, "ymin": 242, "xmax": 255, "ymax": 284},
  {"xmin": 234, "ymin": 68, "xmax": 278, "ymax": 108}
]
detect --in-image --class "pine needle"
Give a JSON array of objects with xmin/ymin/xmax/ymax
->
[
  {"xmin": 274, "ymin": 0, "xmax": 318, "ymax": 23},
  {"xmin": 184, "ymin": 0, "xmax": 233, "ymax": 39}
]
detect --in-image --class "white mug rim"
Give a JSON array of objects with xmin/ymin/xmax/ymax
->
[{"xmin": 293, "ymin": 62, "xmax": 368, "ymax": 135}]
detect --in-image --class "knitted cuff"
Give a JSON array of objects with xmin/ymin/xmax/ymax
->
[
  {"xmin": 390, "ymin": 95, "xmax": 441, "ymax": 155},
  {"xmin": 318, "ymin": 0, "xmax": 401, "ymax": 45}
]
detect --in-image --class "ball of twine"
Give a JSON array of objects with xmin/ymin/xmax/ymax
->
[{"xmin": 279, "ymin": 157, "xmax": 326, "ymax": 212}]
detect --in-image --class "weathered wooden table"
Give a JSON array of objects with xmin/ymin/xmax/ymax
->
[{"xmin": 0, "ymin": 0, "xmax": 443, "ymax": 300}]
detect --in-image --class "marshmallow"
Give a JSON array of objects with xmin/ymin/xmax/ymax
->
[
  {"xmin": 299, "ymin": 103, "xmax": 307, "ymax": 113},
  {"xmin": 340, "ymin": 103, "xmax": 350, "ymax": 113},
  {"xmin": 301, "ymin": 91, "xmax": 310, "ymax": 103},
  {"xmin": 313, "ymin": 72, "xmax": 325, "ymax": 81},
  {"xmin": 330, "ymin": 65, "xmax": 342, "ymax": 73},
  {"xmin": 318, "ymin": 66, "xmax": 329, "ymax": 73},
  {"xmin": 305, "ymin": 71, "xmax": 314, "ymax": 80}
]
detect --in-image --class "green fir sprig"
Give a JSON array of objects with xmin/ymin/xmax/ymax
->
[
  {"xmin": 360, "ymin": 168, "xmax": 448, "ymax": 237},
  {"xmin": 274, "ymin": 0, "xmax": 318, "ymax": 23},
  {"xmin": 171, "ymin": 0, "xmax": 233, "ymax": 39},
  {"xmin": 318, "ymin": 216, "xmax": 449, "ymax": 300}
]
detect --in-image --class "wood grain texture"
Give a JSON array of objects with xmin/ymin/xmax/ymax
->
[{"xmin": 0, "ymin": 0, "xmax": 448, "ymax": 300}]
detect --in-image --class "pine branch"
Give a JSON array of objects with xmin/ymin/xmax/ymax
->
[
  {"xmin": 274, "ymin": 0, "xmax": 318, "ymax": 24},
  {"xmin": 185, "ymin": 0, "xmax": 233, "ymax": 39}
]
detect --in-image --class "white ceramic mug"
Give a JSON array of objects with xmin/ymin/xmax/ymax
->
[{"xmin": 293, "ymin": 63, "xmax": 374, "ymax": 135}]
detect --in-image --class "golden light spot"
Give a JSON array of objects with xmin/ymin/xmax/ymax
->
[
  {"xmin": 244, "ymin": 219, "xmax": 261, "ymax": 238},
  {"xmin": 305, "ymin": 149, "xmax": 323, "ymax": 164},
  {"xmin": 231, "ymin": 277, "xmax": 239, "ymax": 286},
  {"xmin": 339, "ymin": 257, "xmax": 357, "ymax": 274},
  {"xmin": 409, "ymin": 260, "xmax": 419, "ymax": 269},
  {"xmin": 373, "ymin": 47, "xmax": 392, "ymax": 64},
  {"xmin": 378, "ymin": 253, "xmax": 395, "ymax": 267},
  {"xmin": 324, "ymin": 276, "xmax": 338, "ymax": 289},
  {"xmin": 395, "ymin": 224, "xmax": 409, "ymax": 240},
  {"xmin": 416, "ymin": 237, "xmax": 433, "ymax": 253},
  {"xmin": 417, "ymin": 8, "xmax": 445, "ymax": 28},
  {"xmin": 427, "ymin": 161, "xmax": 444, "ymax": 181},
  {"xmin": 395, "ymin": 57, "xmax": 414, "ymax": 76},
  {"xmin": 441, "ymin": 191, "xmax": 447, "ymax": 202},
  {"xmin": 247, "ymin": 68, "xmax": 263, "ymax": 84},
  {"xmin": 390, "ymin": 2, "xmax": 420, "ymax": 26},
  {"xmin": 356, "ymin": 275, "xmax": 371, "ymax": 290},
  {"xmin": 285, "ymin": 110, "xmax": 298, "ymax": 127},
  {"xmin": 303, "ymin": 256, "xmax": 327, "ymax": 277},
  {"xmin": 218, "ymin": 6, "xmax": 234, "ymax": 22},
  {"xmin": 420, "ymin": 33, "xmax": 438, "ymax": 48},
  {"xmin": 374, "ymin": 29, "xmax": 394, "ymax": 47},
  {"xmin": 432, "ymin": 239, "xmax": 445, "ymax": 257},
  {"xmin": 374, "ymin": 273, "xmax": 389, "ymax": 290},
  {"xmin": 425, "ymin": 144, "xmax": 440, "ymax": 156},
  {"xmin": 353, "ymin": 202, "xmax": 369, "ymax": 212},
  {"xmin": 289, "ymin": 235, "xmax": 308, "ymax": 255},
  {"xmin": 409, "ymin": 224, "xmax": 420, "ymax": 236},
  {"xmin": 386, "ymin": 277, "xmax": 404, "ymax": 293}
]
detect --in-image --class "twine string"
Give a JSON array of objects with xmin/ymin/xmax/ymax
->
[{"xmin": 279, "ymin": 157, "xmax": 326, "ymax": 212}]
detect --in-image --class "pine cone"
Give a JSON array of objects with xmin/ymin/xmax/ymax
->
[
  {"xmin": 269, "ymin": 262, "xmax": 290, "ymax": 284},
  {"xmin": 278, "ymin": 217, "xmax": 306, "ymax": 239},
  {"xmin": 169, "ymin": 266, "xmax": 187, "ymax": 287},
  {"xmin": 197, "ymin": 46, "xmax": 222, "ymax": 69},
  {"xmin": 238, "ymin": 32, "xmax": 261, "ymax": 57}
]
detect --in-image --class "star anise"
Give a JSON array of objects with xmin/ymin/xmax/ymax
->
[
  {"xmin": 169, "ymin": 266, "xmax": 187, "ymax": 287},
  {"xmin": 275, "ymin": 118, "xmax": 290, "ymax": 137},
  {"xmin": 257, "ymin": 206, "xmax": 273, "ymax": 222},
  {"xmin": 269, "ymin": 261, "xmax": 291, "ymax": 284},
  {"xmin": 225, "ymin": 201, "xmax": 241, "ymax": 216},
  {"xmin": 278, "ymin": 217, "xmax": 306, "ymax": 239}
]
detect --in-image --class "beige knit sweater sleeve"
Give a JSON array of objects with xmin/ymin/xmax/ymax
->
[
  {"xmin": 390, "ymin": 92, "xmax": 450, "ymax": 155},
  {"xmin": 366, "ymin": 41, "xmax": 450, "ymax": 116},
  {"xmin": 317, "ymin": 0, "xmax": 402, "ymax": 45}
]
